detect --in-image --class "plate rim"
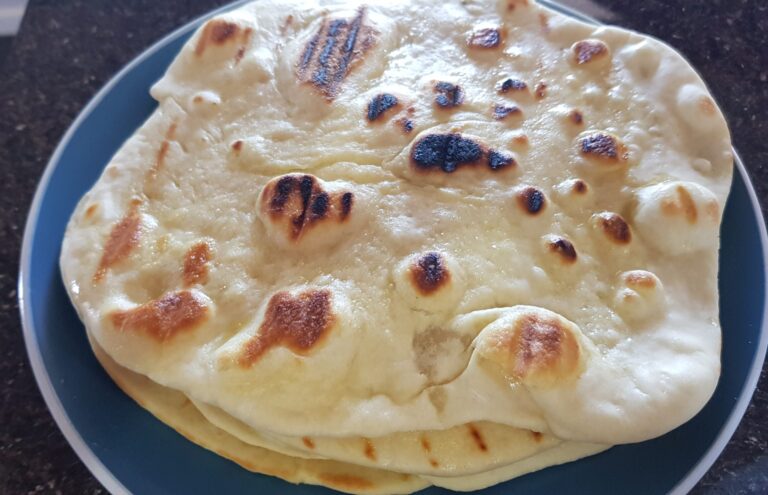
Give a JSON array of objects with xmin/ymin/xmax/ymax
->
[{"xmin": 17, "ymin": 1, "xmax": 768, "ymax": 494}]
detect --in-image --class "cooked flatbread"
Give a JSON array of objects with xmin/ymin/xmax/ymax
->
[{"xmin": 61, "ymin": 0, "xmax": 731, "ymax": 492}]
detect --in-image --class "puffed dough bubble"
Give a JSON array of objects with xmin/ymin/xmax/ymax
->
[
  {"xmin": 613, "ymin": 270, "xmax": 666, "ymax": 324},
  {"xmin": 394, "ymin": 251, "xmax": 465, "ymax": 313},
  {"xmin": 634, "ymin": 181, "xmax": 721, "ymax": 255},
  {"xmin": 677, "ymin": 83, "xmax": 725, "ymax": 134},
  {"xmin": 475, "ymin": 306, "xmax": 586, "ymax": 388}
]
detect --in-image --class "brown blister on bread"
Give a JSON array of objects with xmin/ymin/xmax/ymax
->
[
  {"xmin": 183, "ymin": 242, "xmax": 212, "ymax": 287},
  {"xmin": 93, "ymin": 199, "xmax": 142, "ymax": 283},
  {"xmin": 480, "ymin": 310, "xmax": 583, "ymax": 387},
  {"xmin": 195, "ymin": 20, "xmax": 252, "ymax": 60},
  {"xmin": 493, "ymin": 104, "xmax": 522, "ymax": 121},
  {"xmin": 534, "ymin": 81, "xmax": 547, "ymax": 100},
  {"xmin": 572, "ymin": 39, "xmax": 611, "ymax": 66},
  {"xmin": 433, "ymin": 81, "xmax": 464, "ymax": 109},
  {"xmin": 410, "ymin": 252, "xmax": 451, "ymax": 296},
  {"xmin": 84, "ymin": 204, "xmax": 98, "ymax": 220},
  {"xmin": 623, "ymin": 270, "xmax": 659, "ymax": 290},
  {"xmin": 579, "ymin": 131, "xmax": 628, "ymax": 164},
  {"xmin": 234, "ymin": 28, "xmax": 253, "ymax": 65},
  {"xmin": 259, "ymin": 174, "xmax": 354, "ymax": 244},
  {"xmin": 238, "ymin": 289, "xmax": 335, "ymax": 366},
  {"xmin": 593, "ymin": 211, "xmax": 632, "ymax": 244},
  {"xmin": 296, "ymin": 8, "xmax": 377, "ymax": 101},
  {"xmin": 661, "ymin": 185, "xmax": 699, "ymax": 224},
  {"xmin": 506, "ymin": 0, "xmax": 530, "ymax": 11},
  {"xmin": 571, "ymin": 179, "xmax": 589, "ymax": 194},
  {"xmin": 516, "ymin": 186, "xmax": 547, "ymax": 215},
  {"xmin": 231, "ymin": 140, "xmax": 243, "ymax": 153},
  {"xmin": 568, "ymin": 109, "xmax": 584, "ymax": 126},
  {"xmin": 545, "ymin": 236, "xmax": 577, "ymax": 264},
  {"xmin": 363, "ymin": 438, "xmax": 377, "ymax": 461},
  {"xmin": 468, "ymin": 26, "xmax": 503, "ymax": 49},
  {"xmin": 110, "ymin": 291, "xmax": 209, "ymax": 342},
  {"xmin": 530, "ymin": 431, "xmax": 543, "ymax": 442}
]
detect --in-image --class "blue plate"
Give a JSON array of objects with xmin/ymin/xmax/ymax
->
[{"xmin": 19, "ymin": 1, "xmax": 768, "ymax": 494}]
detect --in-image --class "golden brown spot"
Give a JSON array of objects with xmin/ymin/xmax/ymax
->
[
  {"xmin": 420, "ymin": 435, "xmax": 432, "ymax": 453},
  {"xmin": 84, "ymin": 204, "xmax": 98, "ymax": 219},
  {"xmin": 572, "ymin": 39, "xmax": 610, "ymax": 65},
  {"xmin": 260, "ymin": 174, "xmax": 353, "ymax": 242},
  {"xmin": 534, "ymin": 81, "xmax": 547, "ymax": 99},
  {"xmin": 512, "ymin": 134, "xmax": 529, "ymax": 148},
  {"xmin": 296, "ymin": 8, "xmax": 377, "ymax": 101},
  {"xmin": 410, "ymin": 252, "xmax": 450, "ymax": 295},
  {"xmin": 594, "ymin": 212, "xmax": 632, "ymax": 244},
  {"xmin": 467, "ymin": 423, "xmax": 488, "ymax": 452},
  {"xmin": 93, "ymin": 200, "xmax": 141, "ymax": 283},
  {"xmin": 429, "ymin": 458, "xmax": 440, "ymax": 468},
  {"xmin": 624, "ymin": 270, "xmax": 657, "ymax": 289},
  {"xmin": 517, "ymin": 186, "xmax": 546, "ymax": 215},
  {"xmin": 468, "ymin": 26, "xmax": 503, "ymax": 49},
  {"xmin": 317, "ymin": 474, "xmax": 373, "ymax": 491},
  {"xmin": 573, "ymin": 179, "xmax": 588, "ymax": 194},
  {"xmin": 195, "ymin": 20, "xmax": 240, "ymax": 56},
  {"xmin": 363, "ymin": 439, "xmax": 377, "ymax": 461},
  {"xmin": 192, "ymin": 95, "xmax": 204, "ymax": 104},
  {"xmin": 677, "ymin": 185, "xmax": 698, "ymax": 223},
  {"xmin": 183, "ymin": 242, "xmax": 211, "ymax": 287},
  {"xmin": 546, "ymin": 236, "xmax": 577, "ymax": 263},
  {"xmin": 569, "ymin": 109, "xmax": 584, "ymax": 125},
  {"xmin": 698, "ymin": 96, "xmax": 716, "ymax": 116},
  {"xmin": 705, "ymin": 200, "xmax": 720, "ymax": 221},
  {"xmin": 110, "ymin": 291, "xmax": 209, "ymax": 342},
  {"xmin": 302, "ymin": 436, "xmax": 315, "ymax": 449},
  {"xmin": 147, "ymin": 123, "xmax": 177, "ymax": 179},
  {"xmin": 238, "ymin": 289, "xmax": 335, "ymax": 366},
  {"xmin": 530, "ymin": 430, "xmax": 543, "ymax": 442},
  {"xmin": 231, "ymin": 140, "xmax": 243, "ymax": 152},
  {"xmin": 579, "ymin": 131, "xmax": 627, "ymax": 163},
  {"xmin": 504, "ymin": 314, "xmax": 581, "ymax": 384},
  {"xmin": 507, "ymin": 0, "xmax": 529, "ymax": 10}
]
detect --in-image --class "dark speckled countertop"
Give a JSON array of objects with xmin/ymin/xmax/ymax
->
[{"xmin": 1, "ymin": 1, "xmax": 766, "ymax": 494}]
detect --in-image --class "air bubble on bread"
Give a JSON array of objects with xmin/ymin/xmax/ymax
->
[
  {"xmin": 257, "ymin": 174, "xmax": 357, "ymax": 250},
  {"xmin": 543, "ymin": 235, "xmax": 578, "ymax": 265},
  {"xmin": 676, "ymin": 84, "xmax": 725, "ymax": 134},
  {"xmin": 394, "ymin": 251, "xmax": 466, "ymax": 313},
  {"xmin": 613, "ymin": 270, "xmax": 666, "ymax": 324},
  {"xmin": 578, "ymin": 131, "xmax": 628, "ymax": 167},
  {"xmin": 475, "ymin": 306, "xmax": 585, "ymax": 388},
  {"xmin": 553, "ymin": 178, "xmax": 592, "ymax": 212},
  {"xmin": 617, "ymin": 40, "xmax": 661, "ymax": 80},
  {"xmin": 633, "ymin": 181, "xmax": 720, "ymax": 255},
  {"xmin": 571, "ymin": 39, "xmax": 611, "ymax": 67},
  {"xmin": 591, "ymin": 211, "xmax": 632, "ymax": 245}
]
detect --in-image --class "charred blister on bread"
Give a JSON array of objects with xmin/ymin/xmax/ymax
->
[
  {"xmin": 578, "ymin": 131, "xmax": 628, "ymax": 165},
  {"xmin": 433, "ymin": 81, "xmax": 464, "ymax": 109},
  {"xmin": 467, "ymin": 26, "xmax": 503, "ymax": 49},
  {"xmin": 296, "ymin": 7, "xmax": 377, "ymax": 100},
  {"xmin": 476, "ymin": 307, "xmax": 585, "ymax": 388},
  {"xmin": 195, "ymin": 19, "xmax": 254, "ymax": 64},
  {"xmin": 544, "ymin": 235, "xmax": 578, "ymax": 264},
  {"xmin": 493, "ymin": 104, "xmax": 522, "ymax": 121},
  {"xmin": 110, "ymin": 290, "xmax": 210, "ymax": 342},
  {"xmin": 410, "ymin": 252, "xmax": 451, "ymax": 296},
  {"xmin": 258, "ymin": 174, "xmax": 356, "ymax": 249},
  {"xmin": 395, "ymin": 251, "xmax": 465, "ymax": 313},
  {"xmin": 238, "ymin": 289, "xmax": 335, "ymax": 366},
  {"xmin": 366, "ymin": 93, "xmax": 400, "ymax": 122},
  {"xmin": 409, "ymin": 133, "xmax": 515, "ymax": 175},
  {"xmin": 516, "ymin": 186, "xmax": 547, "ymax": 215},
  {"xmin": 571, "ymin": 39, "xmax": 611, "ymax": 67},
  {"xmin": 498, "ymin": 77, "xmax": 528, "ymax": 94}
]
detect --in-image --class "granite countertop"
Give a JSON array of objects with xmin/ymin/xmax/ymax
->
[{"xmin": 1, "ymin": 1, "xmax": 766, "ymax": 493}]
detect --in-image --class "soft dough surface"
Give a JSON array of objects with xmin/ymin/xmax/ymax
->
[{"xmin": 61, "ymin": 0, "xmax": 732, "ymax": 492}]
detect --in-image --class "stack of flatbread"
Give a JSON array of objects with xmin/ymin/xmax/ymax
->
[{"xmin": 60, "ymin": 0, "xmax": 733, "ymax": 492}]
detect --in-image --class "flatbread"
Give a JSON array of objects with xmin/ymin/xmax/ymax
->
[{"xmin": 61, "ymin": 0, "xmax": 731, "ymax": 491}]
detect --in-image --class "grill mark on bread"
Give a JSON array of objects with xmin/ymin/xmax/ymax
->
[
  {"xmin": 183, "ymin": 242, "xmax": 212, "ymax": 287},
  {"xmin": 410, "ymin": 252, "xmax": 450, "ymax": 295},
  {"xmin": 467, "ymin": 424, "xmax": 488, "ymax": 452},
  {"xmin": 297, "ymin": 8, "xmax": 375, "ymax": 100},
  {"xmin": 366, "ymin": 93, "xmax": 399, "ymax": 122},
  {"xmin": 433, "ymin": 81, "xmax": 464, "ymax": 109},
  {"xmin": 238, "ymin": 289, "xmax": 335, "ymax": 366},
  {"xmin": 595, "ymin": 212, "xmax": 632, "ymax": 244},
  {"xmin": 110, "ymin": 291, "xmax": 208, "ymax": 342},
  {"xmin": 93, "ymin": 200, "xmax": 142, "ymax": 283}
]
